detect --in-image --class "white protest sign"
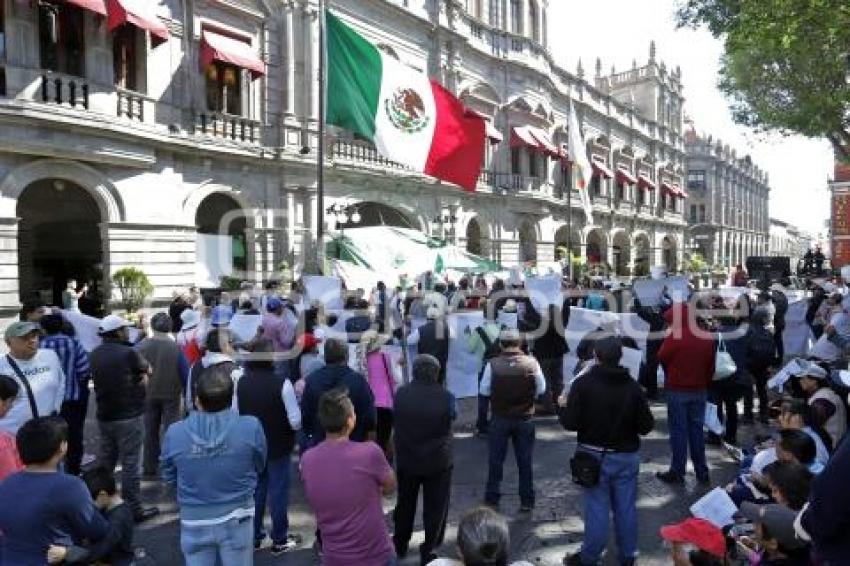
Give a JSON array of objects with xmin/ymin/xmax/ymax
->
[
  {"xmin": 497, "ymin": 311, "xmax": 518, "ymax": 329},
  {"xmin": 632, "ymin": 279, "xmax": 664, "ymax": 307},
  {"xmin": 690, "ymin": 487, "xmax": 738, "ymax": 528},
  {"xmin": 665, "ymin": 276, "xmax": 690, "ymax": 303},
  {"xmin": 620, "ymin": 347, "xmax": 642, "ymax": 381},
  {"xmin": 228, "ymin": 314, "xmax": 261, "ymax": 344},
  {"xmin": 62, "ymin": 310, "xmax": 142, "ymax": 352},
  {"xmin": 809, "ymin": 334, "xmax": 841, "ymax": 362},
  {"xmin": 783, "ymin": 299, "xmax": 813, "ymax": 357},
  {"xmin": 767, "ymin": 358, "xmax": 806, "ymax": 392},
  {"xmin": 525, "ymin": 275, "xmax": 563, "ymax": 311},
  {"xmin": 445, "ymin": 312, "xmax": 484, "ymax": 399},
  {"xmin": 303, "ymin": 275, "xmax": 343, "ymax": 310}
]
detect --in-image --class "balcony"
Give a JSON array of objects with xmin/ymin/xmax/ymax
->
[
  {"xmin": 38, "ymin": 72, "xmax": 89, "ymax": 109},
  {"xmin": 332, "ymin": 139, "xmax": 408, "ymax": 170},
  {"xmin": 194, "ymin": 112, "xmax": 261, "ymax": 144}
]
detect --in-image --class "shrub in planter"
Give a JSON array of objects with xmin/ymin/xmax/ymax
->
[{"xmin": 112, "ymin": 267, "xmax": 154, "ymax": 314}]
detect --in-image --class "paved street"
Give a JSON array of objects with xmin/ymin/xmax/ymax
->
[{"xmin": 94, "ymin": 399, "xmax": 748, "ymax": 566}]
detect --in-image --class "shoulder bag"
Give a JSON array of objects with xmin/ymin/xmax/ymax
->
[
  {"xmin": 713, "ymin": 334, "xmax": 737, "ymax": 381},
  {"xmin": 6, "ymin": 355, "xmax": 40, "ymax": 419},
  {"xmin": 569, "ymin": 396, "xmax": 628, "ymax": 488}
]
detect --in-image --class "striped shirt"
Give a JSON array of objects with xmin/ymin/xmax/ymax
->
[{"xmin": 40, "ymin": 334, "xmax": 91, "ymax": 402}]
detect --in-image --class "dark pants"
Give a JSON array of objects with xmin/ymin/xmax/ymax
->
[
  {"xmin": 392, "ymin": 467, "xmax": 452, "ymax": 562},
  {"xmin": 99, "ymin": 416, "xmax": 144, "ymax": 514},
  {"xmin": 477, "ymin": 368, "xmax": 490, "ymax": 434},
  {"xmin": 774, "ymin": 325, "xmax": 785, "ymax": 364},
  {"xmin": 254, "ymin": 454, "xmax": 292, "ymax": 544},
  {"xmin": 666, "ymin": 390, "xmax": 708, "ymax": 479},
  {"xmin": 376, "ymin": 408, "xmax": 394, "ymax": 462},
  {"xmin": 743, "ymin": 367, "xmax": 770, "ymax": 419},
  {"xmin": 60, "ymin": 392, "xmax": 89, "ymax": 476},
  {"xmin": 143, "ymin": 397, "xmax": 182, "ymax": 476},
  {"xmin": 640, "ymin": 341, "xmax": 661, "ymax": 398},
  {"xmin": 712, "ymin": 380, "xmax": 744, "ymax": 445},
  {"xmin": 485, "ymin": 415, "xmax": 535, "ymax": 507},
  {"xmin": 538, "ymin": 357, "xmax": 564, "ymax": 413}
]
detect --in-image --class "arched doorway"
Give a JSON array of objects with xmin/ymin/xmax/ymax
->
[
  {"xmin": 662, "ymin": 235, "xmax": 678, "ymax": 272},
  {"xmin": 633, "ymin": 234, "xmax": 651, "ymax": 277},
  {"xmin": 612, "ymin": 232, "xmax": 631, "ymax": 276},
  {"xmin": 466, "ymin": 218, "xmax": 482, "ymax": 256},
  {"xmin": 196, "ymin": 193, "xmax": 248, "ymax": 284},
  {"xmin": 585, "ymin": 229, "xmax": 606, "ymax": 266},
  {"xmin": 17, "ymin": 179, "xmax": 104, "ymax": 313},
  {"xmin": 518, "ymin": 219, "xmax": 537, "ymax": 263},
  {"xmin": 554, "ymin": 225, "xmax": 581, "ymax": 260}
]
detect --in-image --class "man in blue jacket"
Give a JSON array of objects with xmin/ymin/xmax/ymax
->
[
  {"xmin": 301, "ymin": 338, "xmax": 376, "ymax": 448},
  {"xmin": 161, "ymin": 364, "xmax": 267, "ymax": 566}
]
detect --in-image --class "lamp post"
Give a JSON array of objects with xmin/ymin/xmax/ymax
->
[{"xmin": 326, "ymin": 203, "xmax": 362, "ymax": 235}]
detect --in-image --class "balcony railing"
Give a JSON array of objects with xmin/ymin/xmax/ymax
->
[
  {"xmin": 116, "ymin": 89, "xmax": 145, "ymax": 121},
  {"xmin": 39, "ymin": 72, "xmax": 88, "ymax": 109},
  {"xmin": 195, "ymin": 112, "xmax": 261, "ymax": 144},
  {"xmin": 332, "ymin": 139, "xmax": 408, "ymax": 169}
]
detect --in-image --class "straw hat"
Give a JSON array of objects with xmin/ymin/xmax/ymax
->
[{"xmin": 360, "ymin": 329, "xmax": 390, "ymax": 353}]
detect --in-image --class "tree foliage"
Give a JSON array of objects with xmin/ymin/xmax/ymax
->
[
  {"xmin": 676, "ymin": 0, "xmax": 850, "ymax": 158},
  {"xmin": 112, "ymin": 267, "xmax": 154, "ymax": 313}
]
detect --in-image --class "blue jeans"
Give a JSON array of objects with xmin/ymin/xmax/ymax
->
[
  {"xmin": 666, "ymin": 390, "xmax": 709, "ymax": 478},
  {"xmin": 254, "ymin": 454, "xmax": 292, "ymax": 544},
  {"xmin": 181, "ymin": 515, "xmax": 254, "ymax": 566},
  {"xmin": 485, "ymin": 415, "xmax": 535, "ymax": 507},
  {"xmin": 578, "ymin": 450, "xmax": 640, "ymax": 564}
]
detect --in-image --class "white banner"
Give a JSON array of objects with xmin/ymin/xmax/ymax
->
[
  {"xmin": 525, "ymin": 275, "xmax": 563, "ymax": 312},
  {"xmin": 303, "ymin": 276, "xmax": 343, "ymax": 310},
  {"xmin": 61, "ymin": 310, "xmax": 142, "ymax": 352},
  {"xmin": 632, "ymin": 279, "xmax": 665, "ymax": 307},
  {"xmin": 228, "ymin": 314, "xmax": 261, "ymax": 344},
  {"xmin": 195, "ymin": 234, "xmax": 233, "ymax": 287}
]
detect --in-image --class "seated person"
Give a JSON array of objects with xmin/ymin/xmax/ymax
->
[
  {"xmin": 659, "ymin": 517, "xmax": 727, "ymax": 565},
  {"xmin": 761, "ymin": 461, "xmax": 812, "ymax": 511},
  {"xmin": 47, "ymin": 467, "xmax": 135, "ymax": 566},
  {"xmin": 736, "ymin": 503, "xmax": 810, "ymax": 565},
  {"xmin": 428, "ymin": 506, "xmax": 533, "ymax": 566}
]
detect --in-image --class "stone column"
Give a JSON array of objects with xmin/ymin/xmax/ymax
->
[
  {"xmin": 308, "ymin": 6, "xmax": 320, "ymax": 124},
  {"xmin": 0, "ymin": 218, "xmax": 19, "ymax": 315},
  {"xmin": 284, "ymin": 2, "xmax": 296, "ymax": 117}
]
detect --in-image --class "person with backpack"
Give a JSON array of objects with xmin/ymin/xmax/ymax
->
[
  {"xmin": 175, "ymin": 309, "xmax": 204, "ymax": 366},
  {"xmin": 185, "ymin": 328, "xmax": 243, "ymax": 413},
  {"xmin": 744, "ymin": 310, "xmax": 777, "ymax": 424},
  {"xmin": 465, "ymin": 300, "xmax": 501, "ymax": 436}
]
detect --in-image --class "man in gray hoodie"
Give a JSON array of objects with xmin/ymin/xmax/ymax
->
[{"xmin": 161, "ymin": 365, "xmax": 267, "ymax": 565}]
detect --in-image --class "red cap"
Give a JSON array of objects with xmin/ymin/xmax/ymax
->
[{"xmin": 660, "ymin": 518, "xmax": 726, "ymax": 558}]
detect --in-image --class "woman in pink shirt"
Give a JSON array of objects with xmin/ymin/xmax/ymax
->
[
  {"xmin": 0, "ymin": 374, "xmax": 23, "ymax": 481},
  {"xmin": 358, "ymin": 331, "xmax": 400, "ymax": 461}
]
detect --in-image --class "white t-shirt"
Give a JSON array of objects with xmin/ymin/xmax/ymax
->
[{"xmin": 0, "ymin": 349, "xmax": 66, "ymax": 434}]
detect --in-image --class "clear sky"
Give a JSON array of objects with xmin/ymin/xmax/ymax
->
[{"xmin": 548, "ymin": 0, "xmax": 832, "ymax": 237}]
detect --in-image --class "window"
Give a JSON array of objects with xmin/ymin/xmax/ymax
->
[
  {"xmin": 206, "ymin": 62, "xmax": 243, "ymax": 116},
  {"xmin": 113, "ymin": 24, "xmax": 140, "ymax": 91},
  {"xmin": 528, "ymin": 150, "xmax": 538, "ymax": 177},
  {"xmin": 687, "ymin": 169, "xmax": 706, "ymax": 190},
  {"xmin": 39, "ymin": 2, "xmax": 85, "ymax": 76},
  {"xmin": 590, "ymin": 175, "xmax": 601, "ymax": 196},
  {"xmin": 468, "ymin": 0, "xmax": 484, "ymax": 19},
  {"xmin": 510, "ymin": 0, "xmax": 522, "ymax": 34},
  {"xmin": 511, "ymin": 147, "xmax": 522, "ymax": 175},
  {"xmin": 528, "ymin": 0, "xmax": 539, "ymax": 41},
  {"xmin": 639, "ymin": 189, "xmax": 648, "ymax": 206},
  {"xmin": 690, "ymin": 204, "xmax": 697, "ymax": 223},
  {"xmin": 661, "ymin": 193, "xmax": 668, "ymax": 210},
  {"xmin": 0, "ymin": 0, "xmax": 6, "ymax": 61},
  {"xmin": 699, "ymin": 205, "xmax": 706, "ymax": 223},
  {"xmin": 616, "ymin": 181, "xmax": 625, "ymax": 201}
]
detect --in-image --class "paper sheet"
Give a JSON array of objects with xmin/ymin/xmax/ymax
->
[
  {"xmin": 303, "ymin": 276, "xmax": 343, "ymax": 310},
  {"xmin": 704, "ymin": 402, "xmax": 725, "ymax": 435},
  {"xmin": 228, "ymin": 314, "xmax": 261, "ymax": 344},
  {"xmin": 690, "ymin": 487, "xmax": 738, "ymax": 528},
  {"xmin": 525, "ymin": 275, "xmax": 563, "ymax": 312},
  {"xmin": 632, "ymin": 279, "xmax": 664, "ymax": 307},
  {"xmin": 620, "ymin": 346, "xmax": 642, "ymax": 381}
]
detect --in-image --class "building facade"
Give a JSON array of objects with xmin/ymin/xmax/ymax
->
[
  {"xmin": 769, "ymin": 218, "xmax": 810, "ymax": 268},
  {"xmin": 829, "ymin": 152, "xmax": 850, "ymax": 268},
  {"xmin": 0, "ymin": 0, "xmax": 687, "ymax": 314},
  {"xmin": 684, "ymin": 127, "xmax": 770, "ymax": 268}
]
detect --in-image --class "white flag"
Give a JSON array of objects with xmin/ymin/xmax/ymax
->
[{"xmin": 568, "ymin": 104, "xmax": 594, "ymax": 224}]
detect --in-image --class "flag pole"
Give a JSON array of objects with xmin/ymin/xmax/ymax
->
[{"xmin": 316, "ymin": 0, "xmax": 326, "ymax": 273}]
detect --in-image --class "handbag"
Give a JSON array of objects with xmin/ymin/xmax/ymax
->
[
  {"xmin": 569, "ymin": 399, "xmax": 627, "ymax": 488},
  {"xmin": 713, "ymin": 334, "xmax": 737, "ymax": 381},
  {"xmin": 6, "ymin": 355, "xmax": 40, "ymax": 419}
]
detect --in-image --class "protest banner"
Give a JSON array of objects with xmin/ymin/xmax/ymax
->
[
  {"xmin": 632, "ymin": 279, "xmax": 664, "ymax": 306},
  {"xmin": 303, "ymin": 275, "xmax": 343, "ymax": 310},
  {"xmin": 445, "ymin": 312, "xmax": 485, "ymax": 398},
  {"xmin": 665, "ymin": 276, "xmax": 690, "ymax": 303},
  {"xmin": 525, "ymin": 274, "xmax": 563, "ymax": 311},
  {"xmin": 228, "ymin": 314, "xmax": 261, "ymax": 344}
]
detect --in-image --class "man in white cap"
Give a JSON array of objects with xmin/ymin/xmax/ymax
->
[
  {"xmin": 0, "ymin": 321, "xmax": 65, "ymax": 435},
  {"xmin": 90, "ymin": 315, "xmax": 158, "ymax": 523},
  {"xmin": 176, "ymin": 308, "xmax": 204, "ymax": 365}
]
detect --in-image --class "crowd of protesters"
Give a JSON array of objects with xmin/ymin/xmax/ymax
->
[{"xmin": 0, "ymin": 267, "xmax": 848, "ymax": 566}]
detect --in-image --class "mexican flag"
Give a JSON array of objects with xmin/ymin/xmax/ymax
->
[
  {"xmin": 568, "ymin": 103, "xmax": 594, "ymax": 224},
  {"xmin": 326, "ymin": 11, "xmax": 486, "ymax": 191}
]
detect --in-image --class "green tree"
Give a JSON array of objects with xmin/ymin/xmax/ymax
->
[
  {"xmin": 112, "ymin": 267, "xmax": 154, "ymax": 314},
  {"xmin": 677, "ymin": 0, "xmax": 850, "ymax": 158}
]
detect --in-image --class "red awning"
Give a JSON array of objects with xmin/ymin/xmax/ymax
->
[
  {"xmin": 616, "ymin": 167, "xmax": 637, "ymax": 185},
  {"xmin": 107, "ymin": 0, "xmax": 169, "ymax": 42},
  {"xmin": 526, "ymin": 126, "xmax": 560, "ymax": 158},
  {"xmin": 637, "ymin": 173, "xmax": 656, "ymax": 190},
  {"xmin": 662, "ymin": 181, "xmax": 686, "ymax": 198},
  {"xmin": 591, "ymin": 158, "xmax": 614, "ymax": 179},
  {"xmin": 200, "ymin": 30, "xmax": 266, "ymax": 79},
  {"xmin": 511, "ymin": 125, "xmax": 539, "ymax": 149},
  {"xmin": 466, "ymin": 109, "xmax": 503, "ymax": 143},
  {"xmin": 67, "ymin": 0, "xmax": 107, "ymax": 16}
]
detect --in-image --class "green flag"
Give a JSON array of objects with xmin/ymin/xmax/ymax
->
[{"xmin": 435, "ymin": 253, "xmax": 445, "ymax": 274}]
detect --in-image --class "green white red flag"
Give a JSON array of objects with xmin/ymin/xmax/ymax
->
[{"xmin": 568, "ymin": 103, "xmax": 594, "ymax": 224}]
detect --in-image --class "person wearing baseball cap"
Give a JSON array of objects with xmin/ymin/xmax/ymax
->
[
  {"xmin": 90, "ymin": 315, "xmax": 158, "ymax": 523},
  {"xmin": 738, "ymin": 502, "xmax": 809, "ymax": 564},
  {"xmin": 0, "ymin": 321, "xmax": 65, "ymax": 435},
  {"xmin": 659, "ymin": 517, "xmax": 726, "ymax": 564},
  {"xmin": 794, "ymin": 361, "xmax": 846, "ymax": 448}
]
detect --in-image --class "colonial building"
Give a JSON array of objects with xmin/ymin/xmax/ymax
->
[
  {"xmin": 769, "ymin": 218, "xmax": 810, "ymax": 268},
  {"xmin": 684, "ymin": 127, "xmax": 770, "ymax": 268},
  {"xmin": 0, "ymin": 0, "xmax": 687, "ymax": 315}
]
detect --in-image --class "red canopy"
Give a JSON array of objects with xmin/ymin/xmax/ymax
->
[
  {"xmin": 67, "ymin": 0, "xmax": 107, "ymax": 16},
  {"xmin": 511, "ymin": 125, "xmax": 540, "ymax": 149},
  {"xmin": 662, "ymin": 181, "xmax": 686, "ymax": 198},
  {"xmin": 637, "ymin": 173, "xmax": 656, "ymax": 190},
  {"xmin": 616, "ymin": 167, "xmax": 637, "ymax": 185},
  {"xmin": 526, "ymin": 126, "xmax": 560, "ymax": 158},
  {"xmin": 200, "ymin": 30, "xmax": 267, "ymax": 79},
  {"xmin": 107, "ymin": 0, "xmax": 169, "ymax": 42},
  {"xmin": 591, "ymin": 158, "xmax": 614, "ymax": 179}
]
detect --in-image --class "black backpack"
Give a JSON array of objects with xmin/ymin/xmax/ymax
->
[{"xmin": 748, "ymin": 326, "xmax": 776, "ymax": 370}]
